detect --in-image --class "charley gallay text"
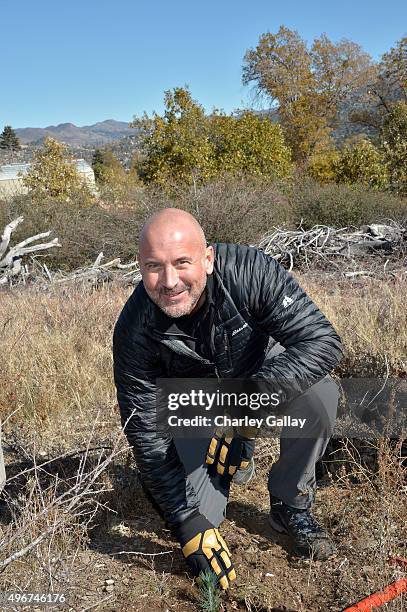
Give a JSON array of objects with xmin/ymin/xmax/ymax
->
[{"xmin": 168, "ymin": 414, "xmax": 307, "ymax": 429}]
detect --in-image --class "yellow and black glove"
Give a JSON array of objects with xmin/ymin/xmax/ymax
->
[
  {"xmin": 175, "ymin": 512, "xmax": 236, "ymax": 590},
  {"xmin": 205, "ymin": 426, "xmax": 257, "ymax": 479}
]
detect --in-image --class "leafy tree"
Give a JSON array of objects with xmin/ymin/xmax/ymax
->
[
  {"xmin": 0, "ymin": 125, "xmax": 21, "ymax": 150},
  {"xmin": 380, "ymin": 101, "xmax": 407, "ymax": 194},
  {"xmin": 133, "ymin": 87, "xmax": 216, "ymax": 187},
  {"xmin": 377, "ymin": 36, "xmax": 407, "ymax": 107},
  {"xmin": 334, "ymin": 138, "xmax": 389, "ymax": 190},
  {"xmin": 309, "ymin": 101, "xmax": 406, "ymax": 193},
  {"xmin": 311, "ymin": 34, "xmax": 374, "ymax": 109},
  {"xmin": 210, "ymin": 111, "xmax": 292, "ymax": 179},
  {"xmin": 23, "ymin": 137, "xmax": 88, "ymax": 201},
  {"xmin": 242, "ymin": 26, "xmax": 374, "ymax": 160},
  {"xmin": 132, "ymin": 87, "xmax": 292, "ymax": 189},
  {"xmin": 280, "ymin": 93, "xmax": 333, "ymax": 162},
  {"xmin": 350, "ymin": 36, "xmax": 407, "ymax": 132},
  {"xmin": 243, "ymin": 27, "xmax": 314, "ymax": 107}
]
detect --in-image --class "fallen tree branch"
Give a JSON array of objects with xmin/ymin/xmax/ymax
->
[
  {"xmin": 113, "ymin": 550, "xmax": 173, "ymax": 557},
  {"xmin": 0, "ymin": 216, "xmax": 24, "ymax": 259},
  {"xmin": 0, "ymin": 216, "xmax": 61, "ymax": 286},
  {"xmin": 52, "ymin": 251, "xmax": 141, "ymax": 287}
]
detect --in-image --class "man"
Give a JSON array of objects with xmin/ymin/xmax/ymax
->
[{"xmin": 113, "ymin": 208, "xmax": 343, "ymax": 590}]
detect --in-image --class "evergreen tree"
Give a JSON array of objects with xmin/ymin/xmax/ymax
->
[
  {"xmin": 91, "ymin": 148, "xmax": 124, "ymax": 183},
  {"xmin": 0, "ymin": 125, "xmax": 21, "ymax": 151},
  {"xmin": 92, "ymin": 148, "xmax": 105, "ymax": 182}
]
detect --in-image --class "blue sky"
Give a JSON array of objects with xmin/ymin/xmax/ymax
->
[{"xmin": 1, "ymin": 0, "xmax": 406, "ymax": 131}]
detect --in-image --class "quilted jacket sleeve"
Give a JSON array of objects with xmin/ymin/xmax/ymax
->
[
  {"xmin": 247, "ymin": 248, "xmax": 343, "ymax": 403},
  {"xmin": 113, "ymin": 322, "xmax": 200, "ymax": 526}
]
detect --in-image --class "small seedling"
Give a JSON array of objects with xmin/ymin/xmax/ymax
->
[{"xmin": 198, "ymin": 569, "xmax": 221, "ymax": 612}]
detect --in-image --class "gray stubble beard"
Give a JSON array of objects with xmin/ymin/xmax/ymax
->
[{"xmin": 158, "ymin": 286, "xmax": 204, "ymax": 318}]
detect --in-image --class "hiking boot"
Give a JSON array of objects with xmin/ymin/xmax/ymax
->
[{"xmin": 268, "ymin": 495, "xmax": 336, "ymax": 561}]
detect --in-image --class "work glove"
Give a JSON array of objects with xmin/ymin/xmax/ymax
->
[
  {"xmin": 174, "ymin": 512, "xmax": 236, "ymax": 590},
  {"xmin": 205, "ymin": 426, "xmax": 257, "ymax": 479}
]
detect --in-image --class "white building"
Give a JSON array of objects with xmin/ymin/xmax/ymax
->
[{"xmin": 0, "ymin": 159, "xmax": 96, "ymax": 200}]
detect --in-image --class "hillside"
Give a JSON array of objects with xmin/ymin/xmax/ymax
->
[{"xmin": 15, "ymin": 119, "xmax": 135, "ymax": 147}]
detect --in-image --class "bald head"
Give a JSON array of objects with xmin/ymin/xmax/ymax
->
[
  {"xmin": 138, "ymin": 208, "xmax": 214, "ymax": 318},
  {"xmin": 139, "ymin": 208, "xmax": 207, "ymax": 254}
]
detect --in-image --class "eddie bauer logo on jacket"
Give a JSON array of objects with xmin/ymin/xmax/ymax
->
[
  {"xmin": 282, "ymin": 295, "xmax": 294, "ymax": 308},
  {"xmin": 231, "ymin": 322, "xmax": 249, "ymax": 336}
]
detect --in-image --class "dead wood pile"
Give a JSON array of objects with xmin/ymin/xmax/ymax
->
[{"xmin": 256, "ymin": 221, "xmax": 406, "ymax": 274}]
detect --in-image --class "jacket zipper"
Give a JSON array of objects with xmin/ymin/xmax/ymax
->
[
  {"xmin": 154, "ymin": 330, "xmax": 222, "ymax": 380},
  {"xmin": 223, "ymin": 329, "xmax": 233, "ymax": 370}
]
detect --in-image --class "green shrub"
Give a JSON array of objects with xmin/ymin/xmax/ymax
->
[
  {"xmin": 92, "ymin": 149, "xmax": 143, "ymax": 207},
  {"xmin": 307, "ymin": 149, "xmax": 340, "ymax": 184},
  {"xmin": 23, "ymin": 137, "xmax": 95, "ymax": 205},
  {"xmin": 334, "ymin": 139, "xmax": 389, "ymax": 190}
]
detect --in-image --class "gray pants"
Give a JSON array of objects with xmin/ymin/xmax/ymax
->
[
  {"xmin": 267, "ymin": 373, "xmax": 339, "ymax": 510},
  {"xmin": 175, "ymin": 345, "xmax": 339, "ymax": 526}
]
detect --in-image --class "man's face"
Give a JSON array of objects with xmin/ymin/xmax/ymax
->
[{"xmin": 139, "ymin": 229, "xmax": 214, "ymax": 318}]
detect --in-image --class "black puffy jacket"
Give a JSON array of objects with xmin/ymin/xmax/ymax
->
[{"xmin": 113, "ymin": 243, "xmax": 343, "ymax": 526}]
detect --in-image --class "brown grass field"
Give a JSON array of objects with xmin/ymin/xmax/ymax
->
[{"xmin": 0, "ymin": 275, "xmax": 406, "ymax": 611}]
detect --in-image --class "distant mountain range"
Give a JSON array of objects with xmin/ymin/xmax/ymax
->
[{"xmin": 15, "ymin": 120, "xmax": 135, "ymax": 147}]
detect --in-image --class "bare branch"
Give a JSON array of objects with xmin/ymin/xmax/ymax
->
[{"xmin": 0, "ymin": 216, "xmax": 24, "ymax": 259}]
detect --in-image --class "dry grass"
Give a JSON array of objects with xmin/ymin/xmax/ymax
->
[
  {"xmin": 0, "ymin": 419, "xmax": 132, "ymax": 610},
  {"xmin": 300, "ymin": 273, "xmax": 407, "ymax": 377},
  {"xmin": 319, "ymin": 438, "xmax": 407, "ymax": 611},
  {"xmin": 0, "ymin": 283, "xmax": 129, "ymax": 448}
]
